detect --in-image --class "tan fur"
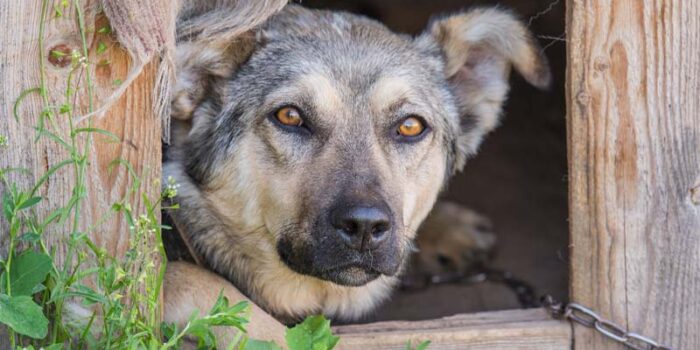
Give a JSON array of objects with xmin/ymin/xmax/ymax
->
[
  {"xmin": 164, "ymin": 262, "xmax": 287, "ymax": 348},
  {"xmin": 191, "ymin": 74, "xmax": 432, "ymax": 320},
  {"xmin": 368, "ymin": 76, "xmax": 415, "ymax": 111},
  {"xmin": 422, "ymin": 8, "xmax": 551, "ymax": 169},
  {"xmin": 299, "ymin": 73, "xmax": 345, "ymax": 118},
  {"xmin": 163, "ymin": 4, "xmax": 550, "ymax": 338},
  {"xmin": 413, "ymin": 202, "xmax": 496, "ymax": 277}
]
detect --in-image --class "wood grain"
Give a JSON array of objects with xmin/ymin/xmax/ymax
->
[
  {"xmin": 567, "ymin": 0, "xmax": 700, "ymax": 349},
  {"xmin": 333, "ymin": 309, "xmax": 572, "ymax": 349},
  {"xmin": 0, "ymin": 1, "xmax": 161, "ymax": 347}
]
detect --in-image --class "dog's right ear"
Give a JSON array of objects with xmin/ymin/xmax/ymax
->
[
  {"xmin": 172, "ymin": 0, "xmax": 287, "ymax": 121},
  {"xmin": 419, "ymin": 8, "xmax": 551, "ymax": 172},
  {"xmin": 171, "ymin": 34, "xmax": 258, "ymax": 121}
]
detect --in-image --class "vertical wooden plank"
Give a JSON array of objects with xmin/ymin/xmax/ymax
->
[
  {"xmin": 0, "ymin": 0, "xmax": 162, "ymax": 346},
  {"xmin": 567, "ymin": 0, "xmax": 700, "ymax": 349}
]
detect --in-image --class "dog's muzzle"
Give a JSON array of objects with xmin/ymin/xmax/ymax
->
[{"xmin": 277, "ymin": 197, "xmax": 403, "ymax": 287}]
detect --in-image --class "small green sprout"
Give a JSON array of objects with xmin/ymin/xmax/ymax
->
[
  {"xmin": 58, "ymin": 104, "xmax": 71, "ymax": 114},
  {"xmin": 96, "ymin": 41, "xmax": 107, "ymax": 55},
  {"xmin": 163, "ymin": 176, "xmax": 180, "ymax": 200},
  {"xmin": 406, "ymin": 340, "xmax": 431, "ymax": 350},
  {"xmin": 50, "ymin": 50, "xmax": 67, "ymax": 59}
]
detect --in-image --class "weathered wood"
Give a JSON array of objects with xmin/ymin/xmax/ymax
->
[
  {"xmin": 567, "ymin": 0, "xmax": 700, "ymax": 349},
  {"xmin": 333, "ymin": 309, "xmax": 572, "ymax": 349},
  {"xmin": 0, "ymin": 0, "xmax": 162, "ymax": 346}
]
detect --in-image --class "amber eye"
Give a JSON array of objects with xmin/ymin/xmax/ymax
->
[
  {"xmin": 275, "ymin": 107, "xmax": 303, "ymax": 127},
  {"xmin": 397, "ymin": 116, "xmax": 426, "ymax": 137}
]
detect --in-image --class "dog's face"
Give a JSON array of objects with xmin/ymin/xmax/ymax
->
[{"xmin": 169, "ymin": 6, "xmax": 549, "ymax": 288}]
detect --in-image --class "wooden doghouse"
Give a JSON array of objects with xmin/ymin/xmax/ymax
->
[{"xmin": 1, "ymin": 1, "xmax": 698, "ymax": 349}]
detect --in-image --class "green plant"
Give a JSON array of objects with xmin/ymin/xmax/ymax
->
[
  {"xmin": 0, "ymin": 1, "xmax": 352, "ymax": 349},
  {"xmin": 285, "ymin": 316, "xmax": 339, "ymax": 350},
  {"xmin": 406, "ymin": 340, "xmax": 431, "ymax": 350}
]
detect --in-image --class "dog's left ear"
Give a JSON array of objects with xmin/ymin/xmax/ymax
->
[{"xmin": 420, "ymin": 8, "xmax": 551, "ymax": 171}]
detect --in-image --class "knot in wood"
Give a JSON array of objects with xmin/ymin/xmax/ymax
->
[
  {"xmin": 48, "ymin": 44, "xmax": 73, "ymax": 67},
  {"xmin": 691, "ymin": 185, "xmax": 700, "ymax": 205},
  {"xmin": 594, "ymin": 56, "xmax": 610, "ymax": 71}
]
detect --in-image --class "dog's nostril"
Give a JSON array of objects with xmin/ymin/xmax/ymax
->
[
  {"xmin": 331, "ymin": 205, "xmax": 392, "ymax": 250},
  {"xmin": 339, "ymin": 220, "xmax": 358, "ymax": 235}
]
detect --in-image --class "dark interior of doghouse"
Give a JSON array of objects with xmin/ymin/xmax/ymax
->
[{"xmin": 301, "ymin": 0, "xmax": 568, "ymax": 322}]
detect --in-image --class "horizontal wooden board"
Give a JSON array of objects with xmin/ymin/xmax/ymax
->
[{"xmin": 333, "ymin": 309, "xmax": 572, "ymax": 349}]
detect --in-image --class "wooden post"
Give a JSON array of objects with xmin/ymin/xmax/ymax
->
[
  {"xmin": 567, "ymin": 1, "xmax": 700, "ymax": 349},
  {"xmin": 0, "ymin": 0, "xmax": 162, "ymax": 346}
]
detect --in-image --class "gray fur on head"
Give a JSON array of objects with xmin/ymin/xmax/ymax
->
[{"xmin": 165, "ymin": 4, "xmax": 549, "ymax": 322}]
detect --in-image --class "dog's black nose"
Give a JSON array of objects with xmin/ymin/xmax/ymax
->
[{"xmin": 331, "ymin": 205, "xmax": 391, "ymax": 251}]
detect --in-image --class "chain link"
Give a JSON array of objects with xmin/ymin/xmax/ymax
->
[
  {"xmin": 400, "ymin": 260, "xmax": 676, "ymax": 350},
  {"xmin": 400, "ymin": 265, "xmax": 540, "ymax": 308},
  {"xmin": 542, "ymin": 295, "xmax": 675, "ymax": 350}
]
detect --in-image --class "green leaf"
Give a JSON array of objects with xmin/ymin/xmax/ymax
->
[
  {"xmin": 18, "ymin": 232, "xmax": 42, "ymax": 242},
  {"xmin": 97, "ymin": 41, "xmax": 107, "ymax": 55},
  {"xmin": 406, "ymin": 340, "xmax": 431, "ymax": 350},
  {"xmin": 33, "ymin": 128, "xmax": 74, "ymax": 152},
  {"xmin": 13, "ymin": 87, "xmax": 41, "ymax": 122},
  {"xmin": 59, "ymin": 104, "xmax": 71, "ymax": 114},
  {"xmin": 50, "ymin": 50, "xmax": 67, "ymax": 58},
  {"xmin": 285, "ymin": 315, "xmax": 339, "ymax": 350},
  {"xmin": 243, "ymin": 339, "xmax": 282, "ymax": 350},
  {"xmin": 9, "ymin": 251, "xmax": 52, "ymax": 296},
  {"xmin": 31, "ymin": 158, "xmax": 75, "ymax": 197},
  {"xmin": 30, "ymin": 283, "xmax": 46, "ymax": 294},
  {"xmin": 65, "ymin": 284, "xmax": 107, "ymax": 305},
  {"xmin": 2, "ymin": 191, "xmax": 14, "ymax": 220},
  {"xmin": 41, "ymin": 209, "xmax": 63, "ymax": 227},
  {"xmin": 72, "ymin": 127, "xmax": 120, "ymax": 142},
  {"xmin": 0, "ymin": 294, "xmax": 49, "ymax": 339},
  {"xmin": 416, "ymin": 343, "xmax": 431, "ymax": 350},
  {"xmin": 17, "ymin": 196, "xmax": 42, "ymax": 210},
  {"xmin": 97, "ymin": 25, "xmax": 112, "ymax": 34},
  {"xmin": 160, "ymin": 321, "xmax": 178, "ymax": 341},
  {"xmin": 175, "ymin": 294, "xmax": 251, "ymax": 348}
]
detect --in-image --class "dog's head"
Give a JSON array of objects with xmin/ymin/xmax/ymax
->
[{"xmin": 168, "ymin": 6, "xmax": 549, "ymax": 288}]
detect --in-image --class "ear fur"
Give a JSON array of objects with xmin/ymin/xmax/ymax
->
[
  {"xmin": 171, "ymin": 0, "xmax": 287, "ymax": 121},
  {"xmin": 422, "ymin": 7, "xmax": 551, "ymax": 171},
  {"xmin": 171, "ymin": 34, "xmax": 257, "ymax": 121}
]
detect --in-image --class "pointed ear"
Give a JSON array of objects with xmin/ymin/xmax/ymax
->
[
  {"xmin": 172, "ymin": 0, "xmax": 287, "ymax": 121},
  {"xmin": 171, "ymin": 33, "xmax": 258, "ymax": 121},
  {"xmin": 422, "ymin": 8, "xmax": 551, "ymax": 171}
]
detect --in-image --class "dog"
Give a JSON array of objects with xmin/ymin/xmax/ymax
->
[
  {"xmin": 162, "ymin": 2, "xmax": 549, "ymax": 343},
  {"xmin": 402, "ymin": 202, "xmax": 496, "ymax": 289}
]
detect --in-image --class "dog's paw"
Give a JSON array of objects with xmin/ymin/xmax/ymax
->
[{"xmin": 411, "ymin": 202, "xmax": 497, "ymax": 278}]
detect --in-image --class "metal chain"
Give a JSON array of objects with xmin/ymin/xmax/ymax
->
[
  {"xmin": 541, "ymin": 295, "xmax": 675, "ymax": 350},
  {"xmin": 400, "ymin": 265, "xmax": 540, "ymax": 308},
  {"xmin": 401, "ymin": 265, "xmax": 676, "ymax": 350}
]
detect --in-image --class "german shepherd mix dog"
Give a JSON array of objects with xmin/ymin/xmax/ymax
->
[{"xmin": 163, "ymin": 1, "xmax": 549, "ymax": 343}]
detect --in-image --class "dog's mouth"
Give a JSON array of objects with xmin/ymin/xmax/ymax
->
[
  {"xmin": 277, "ymin": 246, "xmax": 386, "ymax": 286},
  {"xmin": 317, "ymin": 264, "xmax": 381, "ymax": 286}
]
